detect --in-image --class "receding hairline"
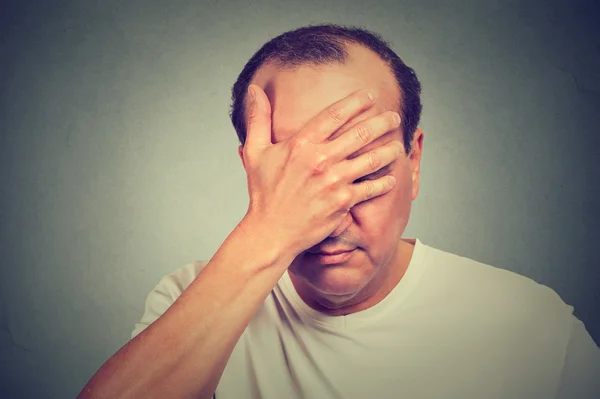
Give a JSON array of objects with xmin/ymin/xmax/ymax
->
[{"xmin": 247, "ymin": 42, "xmax": 402, "ymax": 115}]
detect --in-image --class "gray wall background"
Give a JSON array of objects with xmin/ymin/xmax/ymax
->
[{"xmin": 1, "ymin": 0, "xmax": 598, "ymax": 397}]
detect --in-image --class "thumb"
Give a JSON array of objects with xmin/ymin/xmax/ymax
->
[{"xmin": 245, "ymin": 84, "xmax": 272, "ymax": 150}]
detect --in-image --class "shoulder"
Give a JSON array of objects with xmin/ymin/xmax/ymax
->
[
  {"xmin": 423, "ymin": 244, "xmax": 571, "ymax": 311},
  {"xmin": 556, "ymin": 316, "xmax": 600, "ymax": 398},
  {"xmin": 417, "ymin": 243, "xmax": 574, "ymax": 341},
  {"xmin": 129, "ymin": 260, "xmax": 209, "ymax": 340},
  {"xmin": 417, "ymin": 244, "xmax": 577, "ymax": 383},
  {"xmin": 153, "ymin": 260, "xmax": 210, "ymax": 299}
]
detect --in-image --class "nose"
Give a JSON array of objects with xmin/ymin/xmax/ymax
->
[{"xmin": 328, "ymin": 212, "xmax": 353, "ymax": 238}]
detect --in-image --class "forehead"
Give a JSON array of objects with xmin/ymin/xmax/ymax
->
[{"xmin": 249, "ymin": 44, "xmax": 401, "ymax": 156}]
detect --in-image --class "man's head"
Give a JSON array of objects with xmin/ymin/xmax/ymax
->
[
  {"xmin": 229, "ymin": 24, "xmax": 422, "ymax": 155},
  {"xmin": 228, "ymin": 24, "xmax": 424, "ymax": 313}
]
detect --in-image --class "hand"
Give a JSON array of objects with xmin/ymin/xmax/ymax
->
[{"xmin": 240, "ymin": 84, "xmax": 403, "ymax": 258}]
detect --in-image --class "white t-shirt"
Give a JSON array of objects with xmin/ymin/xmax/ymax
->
[{"xmin": 130, "ymin": 238, "xmax": 600, "ymax": 398}]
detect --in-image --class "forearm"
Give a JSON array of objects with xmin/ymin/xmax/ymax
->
[{"xmin": 78, "ymin": 218, "xmax": 294, "ymax": 399}]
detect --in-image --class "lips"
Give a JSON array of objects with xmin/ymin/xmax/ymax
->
[
  {"xmin": 307, "ymin": 248, "xmax": 355, "ymax": 255},
  {"xmin": 305, "ymin": 248, "xmax": 356, "ymax": 264}
]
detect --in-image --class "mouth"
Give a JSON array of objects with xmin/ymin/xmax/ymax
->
[
  {"xmin": 305, "ymin": 248, "xmax": 357, "ymax": 264},
  {"xmin": 307, "ymin": 247, "xmax": 356, "ymax": 255},
  {"xmin": 313, "ymin": 250, "xmax": 352, "ymax": 255}
]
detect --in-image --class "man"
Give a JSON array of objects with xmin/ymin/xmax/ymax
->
[{"xmin": 78, "ymin": 24, "xmax": 599, "ymax": 399}]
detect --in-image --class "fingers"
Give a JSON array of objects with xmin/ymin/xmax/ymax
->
[
  {"xmin": 245, "ymin": 84, "xmax": 273, "ymax": 152},
  {"xmin": 299, "ymin": 89, "xmax": 376, "ymax": 144},
  {"xmin": 342, "ymin": 139, "xmax": 403, "ymax": 187},
  {"xmin": 327, "ymin": 110, "xmax": 401, "ymax": 163},
  {"xmin": 352, "ymin": 173, "xmax": 397, "ymax": 206}
]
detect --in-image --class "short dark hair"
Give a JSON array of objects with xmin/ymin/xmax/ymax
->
[{"xmin": 228, "ymin": 23, "xmax": 422, "ymax": 154}]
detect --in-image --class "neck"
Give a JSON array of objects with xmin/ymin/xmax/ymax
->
[{"xmin": 289, "ymin": 239, "xmax": 414, "ymax": 316}]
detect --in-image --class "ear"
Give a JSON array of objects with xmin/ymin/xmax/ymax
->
[
  {"xmin": 409, "ymin": 127, "xmax": 424, "ymax": 201},
  {"xmin": 238, "ymin": 145, "xmax": 246, "ymax": 170}
]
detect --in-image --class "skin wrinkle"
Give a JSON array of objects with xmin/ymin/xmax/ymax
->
[{"xmin": 239, "ymin": 43, "xmax": 424, "ymax": 317}]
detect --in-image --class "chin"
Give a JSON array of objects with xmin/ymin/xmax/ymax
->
[{"xmin": 296, "ymin": 255, "xmax": 376, "ymax": 298}]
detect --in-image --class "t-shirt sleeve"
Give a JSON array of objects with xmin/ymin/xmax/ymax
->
[
  {"xmin": 129, "ymin": 275, "xmax": 177, "ymax": 340},
  {"xmin": 554, "ymin": 315, "xmax": 600, "ymax": 398},
  {"xmin": 129, "ymin": 261, "xmax": 207, "ymax": 340}
]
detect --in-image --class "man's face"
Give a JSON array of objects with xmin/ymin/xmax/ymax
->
[{"xmin": 240, "ymin": 44, "xmax": 423, "ymax": 309}]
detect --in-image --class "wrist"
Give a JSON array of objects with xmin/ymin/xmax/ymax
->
[{"xmin": 235, "ymin": 213, "xmax": 297, "ymax": 271}]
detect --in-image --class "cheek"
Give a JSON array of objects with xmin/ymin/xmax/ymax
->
[{"xmin": 352, "ymin": 179, "xmax": 412, "ymax": 247}]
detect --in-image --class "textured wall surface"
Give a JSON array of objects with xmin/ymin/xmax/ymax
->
[{"xmin": 1, "ymin": 0, "xmax": 598, "ymax": 397}]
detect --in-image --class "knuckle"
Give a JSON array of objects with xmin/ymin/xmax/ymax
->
[
  {"xmin": 354, "ymin": 124, "xmax": 371, "ymax": 144},
  {"xmin": 368, "ymin": 151, "xmax": 381, "ymax": 170},
  {"xmin": 246, "ymin": 102, "xmax": 260, "ymax": 123},
  {"xmin": 311, "ymin": 153, "xmax": 329, "ymax": 175},
  {"xmin": 390, "ymin": 111, "xmax": 401, "ymax": 127},
  {"xmin": 364, "ymin": 180, "xmax": 375, "ymax": 198},
  {"xmin": 289, "ymin": 137, "xmax": 307, "ymax": 152},
  {"xmin": 242, "ymin": 146, "xmax": 258, "ymax": 165},
  {"xmin": 336, "ymin": 190, "xmax": 353, "ymax": 210},
  {"xmin": 395, "ymin": 141, "xmax": 404, "ymax": 157},
  {"xmin": 326, "ymin": 172, "xmax": 342, "ymax": 187},
  {"xmin": 327, "ymin": 105, "xmax": 344, "ymax": 123},
  {"xmin": 289, "ymin": 138, "xmax": 312, "ymax": 160},
  {"xmin": 359, "ymin": 90, "xmax": 374, "ymax": 107},
  {"xmin": 246, "ymin": 111, "xmax": 257, "ymax": 127}
]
